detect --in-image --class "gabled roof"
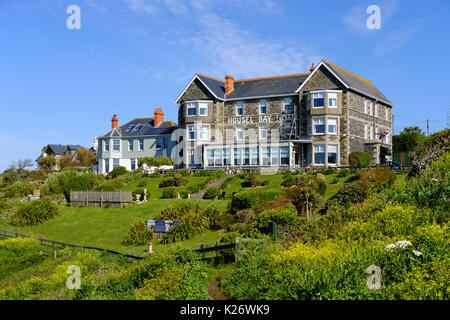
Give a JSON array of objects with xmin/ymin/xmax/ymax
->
[
  {"xmin": 296, "ymin": 60, "xmax": 393, "ymax": 105},
  {"xmin": 100, "ymin": 117, "xmax": 178, "ymax": 139},
  {"xmin": 45, "ymin": 144, "xmax": 84, "ymax": 155},
  {"xmin": 178, "ymin": 59, "xmax": 393, "ymax": 105}
]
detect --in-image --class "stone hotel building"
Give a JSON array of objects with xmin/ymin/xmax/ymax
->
[{"xmin": 175, "ymin": 59, "xmax": 393, "ymax": 170}]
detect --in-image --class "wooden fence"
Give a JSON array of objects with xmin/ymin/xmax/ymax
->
[
  {"xmin": 70, "ymin": 191, "xmax": 132, "ymax": 208},
  {"xmin": 0, "ymin": 228, "xmax": 144, "ymax": 260}
]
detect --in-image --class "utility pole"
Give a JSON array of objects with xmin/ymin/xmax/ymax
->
[{"xmin": 427, "ymin": 119, "xmax": 430, "ymax": 136}]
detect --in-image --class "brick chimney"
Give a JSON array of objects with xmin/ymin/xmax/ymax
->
[
  {"xmin": 309, "ymin": 63, "xmax": 315, "ymax": 73},
  {"xmin": 154, "ymin": 108, "xmax": 164, "ymax": 127},
  {"xmin": 225, "ymin": 75, "xmax": 234, "ymax": 94},
  {"xmin": 111, "ymin": 114, "xmax": 118, "ymax": 129}
]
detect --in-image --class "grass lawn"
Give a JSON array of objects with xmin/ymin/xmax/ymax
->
[{"xmin": 0, "ymin": 199, "xmax": 230, "ymax": 256}]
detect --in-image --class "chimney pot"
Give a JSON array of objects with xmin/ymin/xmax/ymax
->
[
  {"xmin": 154, "ymin": 108, "xmax": 164, "ymax": 127},
  {"xmin": 225, "ymin": 75, "xmax": 234, "ymax": 94},
  {"xmin": 309, "ymin": 63, "xmax": 315, "ymax": 73},
  {"xmin": 111, "ymin": 114, "xmax": 118, "ymax": 129}
]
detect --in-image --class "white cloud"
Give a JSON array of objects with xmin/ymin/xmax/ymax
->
[{"xmin": 123, "ymin": 0, "xmax": 320, "ymax": 79}]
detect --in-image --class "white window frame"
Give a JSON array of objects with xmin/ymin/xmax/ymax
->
[
  {"xmin": 112, "ymin": 139, "xmax": 120, "ymax": 152},
  {"xmin": 305, "ymin": 93, "xmax": 310, "ymax": 111},
  {"xmin": 236, "ymin": 102, "xmax": 243, "ymax": 116},
  {"xmin": 313, "ymin": 144, "xmax": 325, "ymax": 165},
  {"xmin": 283, "ymin": 98, "xmax": 293, "ymax": 113},
  {"xmin": 199, "ymin": 102, "xmax": 208, "ymax": 116},
  {"xmin": 260, "ymin": 124, "xmax": 267, "ymax": 139},
  {"xmin": 188, "ymin": 125, "xmax": 196, "ymax": 141},
  {"xmin": 200, "ymin": 125, "xmax": 210, "ymax": 141},
  {"xmin": 138, "ymin": 138, "xmax": 144, "ymax": 151},
  {"xmin": 313, "ymin": 92, "xmax": 325, "ymax": 108},
  {"xmin": 236, "ymin": 126, "xmax": 244, "ymax": 141},
  {"xmin": 364, "ymin": 100, "xmax": 367, "ymax": 114},
  {"xmin": 328, "ymin": 92, "xmax": 338, "ymax": 108},
  {"xmin": 385, "ymin": 108, "xmax": 388, "ymax": 121},
  {"xmin": 374, "ymin": 103, "xmax": 378, "ymax": 118},
  {"xmin": 186, "ymin": 102, "xmax": 196, "ymax": 116},
  {"xmin": 307, "ymin": 119, "xmax": 312, "ymax": 135},
  {"xmin": 313, "ymin": 117, "xmax": 326, "ymax": 135},
  {"xmin": 327, "ymin": 118, "xmax": 338, "ymax": 135},
  {"xmin": 104, "ymin": 140, "xmax": 110, "ymax": 152},
  {"xmin": 259, "ymin": 100, "xmax": 266, "ymax": 115},
  {"xmin": 327, "ymin": 144, "xmax": 338, "ymax": 165},
  {"xmin": 113, "ymin": 158, "xmax": 120, "ymax": 169},
  {"xmin": 128, "ymin": 140, "xmax": 134, "ymax": 152}
]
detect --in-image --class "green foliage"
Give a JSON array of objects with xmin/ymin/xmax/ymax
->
[
  {"xmin": 37, "ymin": 156, "xmax": 56, "ymax": 171},
  {"xmin": 410, "ymin": 129, "xmax": 449, "ymax": 174},
  {"xmin": 106, "ymin": 166, "xmax": 128, "ymax": 179},
  {"xmin": 156, "ymin": 202, "xmax": 202, "ymax": 221},
  {"xmin": 229, "ymin": 189, "xmax": 284, "ymax": 214},
  {"xmin": 241, "ymin": 172, "xmax": 266, "ymax": 188},
  {"xmin": 349, "ymin": 152, "xmax": 372, "ymax": 168},
  {"xmin": 63, "ymin": 173, "xmax": 97, "ymax": 203},
  {"xmin": 138, "ymin": 157, "xmax": 173, "ymax": 167},
  {"xmin": 255, "ymin": 203, "xmax": 301, "ymax": 231},
  {"xmin": 321, "ymin": 167, "xmax": 335, "ymax": 175},
  {"xmin": 9, "ymin": 198, "xmax": 59, "ymax": 226},
  {"xmin": 158, "ymin": 174, "xmax": 185, "ymax": 188},
  {"xmin": 132, "ymin": 188, "xmax": 147, "ymax": 201},
  {"xmin": 121, "ymin": 220, "xmax": 154, "ymax": 246},
  {"xmin": 5, "ymin": 182, "xmax": 35, "ymax": 198},
  {"xmin": 393, "ymin": 131, "xmax": 426, "ymax": 153},
  {"xmin": 161, "ymin": 187, "xmax": 178, "ymax": 199},
  {"xmin": 337, "ymin": 169, "xmax": 349, "ymax": 178},
  {"xmin": 203, "ymin": 187, "xmax": 220, "ymax": 199},
  {"xmin": 329, "ymin": 181, "xmax": 366, "ymax": 206},
  {"xmin": 281, "ymin": 171, "xmax": 297, "ymax": 187},
  {"xmin": 160, "ymin": 211, "xmax": 209, "ymax": 244}
]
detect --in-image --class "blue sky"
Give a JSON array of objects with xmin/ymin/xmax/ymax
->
[{"xmin": 0, "ymin": 0, "xmax": 449, "ymax": 171}]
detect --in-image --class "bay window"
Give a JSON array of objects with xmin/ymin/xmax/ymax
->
[
  {"xmin": 313, "ymin": 118, "xmax": 325, "ymax": 134},
  {"xmin": 188, "ymin": 125, "xmax": 196, "ymax": 140},
  {"xmin": 313, "ymin": 92, "xmax": 324, "ymax": 108},
  {"xmin": 215, "ymin": 148, "xmax": 223, "ymax": 166},
  {"xmin": 314, "ymin": 144, "xmax": 325, "ymax": 165},
  {"xmin": 199, "ymin": 102, "xmax": 208, "ymax": 116},
  {"xmin": 328, "ymin": 92, "xmax": 338, "ymax": 107},
  {"xmin": 271, "ymin": 147, "xmax": 280, "ymax": 165},
  {"xmin": 234, "ymin": 148, "xmax": 242, "ymax": 165},
  {"xmin": 104, "ymin": 159, "xmax": 110, "ymax": 173},
  {"xmin": 187, "ymin": 102, "xmax": 196, "ymax": 116},
  {"xmin": 113, "ymin": 140, "xmax": 120, "ymax": 152},
  {"xmin": 189, "ymin": 149, "xmax": 195, "ymax": 165},
  {"xmin": 305, "ymin": 94, "xmax": 310, "ymax": 110},
  {"xmin": 104, "ymin": 140, "xmax": 110, "ymax": 152},
  {"xmin": 327, "ymin": 144, "xmax": 338, "ymax": 165},
  {"xmin": 200, "ymin": 125, "xmax": 209, "ymax": 141},
  {"xmin": 328, "ymin": 118, "xmax": 338, "ymax": 134},
  {"xmin": 244, "ymin": 148, "xmax": 250, "ymax": 165},
  {"xmin": 224, "ymin": 148, "xmax": 231, "ymax": 166},
  {"xmin": 207, "ymin": 150, "xmax": 214, "ymax": 166},
  {"xmin": 113, "ymin": 158, "xmax": 119, "ymax": 168},
  {"xmin": 131, "ymin": 158, "xmax": 137, "ymax": 171},
  {"xmin": 262, "ymin": 147, "xmax": 271, "ymax": 165}
]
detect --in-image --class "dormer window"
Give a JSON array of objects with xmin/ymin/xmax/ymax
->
[
  {"xmin": 313, "ymin": 93, "xmax": 324, "ymax": 108},
  {"xmin": 187, "ymin": 102, "xmax": 196, "ymax": 116},
  {"xmin": 236, "ymin": 102, "xmax": 243, "ymax": 116}
]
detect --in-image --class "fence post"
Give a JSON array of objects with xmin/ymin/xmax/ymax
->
[
  {"xmin": 200, "ymin": 244, "xmax": 205, "ymax": 260},
  {"xmin": 235, "ymin": 237, "xmax": 242, "ymax": 262}
]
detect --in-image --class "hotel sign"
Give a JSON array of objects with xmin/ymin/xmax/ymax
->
[{"xmin": 227, "ymin": 114, "xmax": 295, "ymax": 124}]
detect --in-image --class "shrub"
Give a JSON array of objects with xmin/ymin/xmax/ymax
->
[
  {"xmin": 255, "ymin": 203, "xmax": 301, "ymax": 232},
  {"xmin": 349, "ymin": 152, "xmax": 372, "ymax": 168},
  {"xmin": 281, "ymin": 171, "xmax": 297, "ymax": 187},
  {"xmin": 203, "ymin": 187, "xmax": 220, "ymax": 199},
  {"xmin": 159, "ymin": 175, "xmax": 185, "ymax": 188},
  {"xmin": 337, "ymin": 169, "xmax": 349, "ymax": 178},
  {"xmin": 122, "ymin": 220, "xmax": 154, "ymax": 245},
  {"xmin": 132, "ymin": 188, "xmax": 146, "ymax": 201},
  {"xmin": 229, "ymin": 189, "xmax": 284, "ymax": 214},
  {"xmin": 5, "ymin": 182, "xmax": 35, "ymax": 198},
  {"xmin": 106, "ymin": 166, "xmax": 128, "ymax": 179},
  {"xmin": 157, "ymin": 202, "xmax": 202, "ymax": 221},
  {"xmin": 63, "ymin": 174, "xmax": 93, "ymax": 202},
  {"xmin": 160, "ymin": 211, "xmax": 209, "ymax": 244},
  {"xmin": 161, "ymin": 187, "xmax": 178, "ymax": 199},
  {"xmin": 139, "ymin": 157, "xmax": 173, "ymax": 167},
  {"xmin": 330, "ymin": 177, "xmax": 339, "ymax": 184},
  {"xmin": 329, "ymin": 181, "xmax": 366, "ymax": 206},
  {"xmin": 9, "ymin": 198, "xmax": 59, "ymax": 226},
  {"xmin": 241, "ymin": 172, "xmax": 265, "ymax": 188},
  {"xmin": 321, "ymin": 167, "xmax": 335, "ymax": 175}
]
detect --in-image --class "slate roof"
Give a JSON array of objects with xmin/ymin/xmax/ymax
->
[
  {"xmin": 100, "ymin": 117, "xmax": 178, "ymax": 138},
  {"xmin": 46, "ymin": 144, "xmax": 84, "ymax": 155},
  {"xmin": 188, "ymin": 60, "xmax": 392, "ymax": 105},
  {"xmin": 322, "ymin": 60, "xmax": 392, "ymax": 105}
]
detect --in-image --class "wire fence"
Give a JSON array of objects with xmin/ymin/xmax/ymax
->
[{"xmin": 0, "ymin": 228, "xmax": 145, "ymax": 260}]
